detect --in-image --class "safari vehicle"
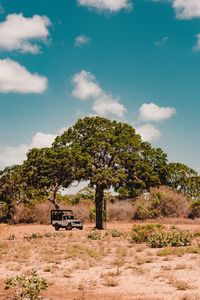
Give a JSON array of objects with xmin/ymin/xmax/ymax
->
[{"xmin": 51, "ymin": 210, "xmax": 83, "ymax": 231}]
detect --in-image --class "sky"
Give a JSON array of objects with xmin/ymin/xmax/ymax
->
[{"xmin": 0, "ymin": 0, "xmax": 200, "ymax": 173}]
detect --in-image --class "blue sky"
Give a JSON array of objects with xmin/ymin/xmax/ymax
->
[{"xmin": 0, "ymin": 0, "xmax": 200, "ymax": 173}]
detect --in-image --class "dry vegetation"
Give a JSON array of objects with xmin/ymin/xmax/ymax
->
[{"xmin": 2, "ymin": 222, "xmax": 200, "ymax": 299}]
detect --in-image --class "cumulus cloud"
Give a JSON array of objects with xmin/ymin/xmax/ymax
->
[
  {"xmin": 173, "ymin": 0, "xmax": 200, "ymax": 20},
  {"xmin": 0, "ymin": 58, "xmax": 47, "ymax": 94},
  {"xmin": 92, "ymin": 94, "xmax": 126, "ymax": 117},
  {"xmin": 136, "ymin": 124, "xmax": 162, "ymax": 142},
  {"xmin": 72, "ymin": 71, "xmax": 101, "ymax": 100},
  {"xmin": 0, "ymin": 132, "xmax": 56, "ymax": 168},
  {"xmin": 75, "ymin": 35, "xmax": 90, "ymax": 47},
  {"xmin": 0, "ymin": 13, "xmax": 51, "ymax": 54},
  {"xmin": 77, "ymin": 0, "xmax": 132, "ymax": 13},
  {"xmin": 72, "ymin": 70, "xmax": 126, "ymax": 117},
  {"xmin": 138, "ymin": 102, "xmax": 176, "ymax": 122},
  {"xmin": 151, "ymin": 0, "xmax": 200, "ymax": 20}
]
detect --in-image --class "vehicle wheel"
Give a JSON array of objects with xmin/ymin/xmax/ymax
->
[
  {"xmin": 55, "ymin": 224, "xmax": 60, "ymax": 231},
  {"xmin": 66, "ymin": 223, "xmax": 72, "ymax": 230}
]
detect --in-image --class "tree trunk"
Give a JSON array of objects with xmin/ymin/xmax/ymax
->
[
  {"xmin": 48, "ymin": 186, "xmax": 60, "ymax": 209},
  {"xmin": 95, "ymin": 185, "xmax": 104, "ymax": 230}
]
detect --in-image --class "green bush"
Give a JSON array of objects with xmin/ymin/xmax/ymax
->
[
  {"xmin": 109, "ymin": 229, "xmax": 123, "ymax": 238},
  {"xmin": 147, "ymin": 229, "xmax": 192, "ymax": 248},
  {"xmin": 130, "ymin": 224, "xmax": 163, "ymax": 243},
  {"xmin": 88, "ymin": 229, "xmax": 101, "ymax": 240},
  {"xmin": 4, "ymin": 269, "xmax": 48, "ymax": 300},
  {"xmin": 190, "ymin": 199, "xmax": 200, "ymax": 218}
]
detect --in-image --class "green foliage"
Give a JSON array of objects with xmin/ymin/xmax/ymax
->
[
  {"xmin": 167, "ymin": 163, "xmax": 200, "ymax": 199},
  {"xmin": 4, "ymin": 269, "xmax": 48, "ymax": 300},
  {"xmin": 190, "ymin": 199, "xmax": 200, "ymax": 218},
  {"xmin": 130, "ymin": 224, "xmax": 163, "ymax": 243},
  {"xmin": 0, "ymin": 165, "xmax": 34, "ymax": 222},
  {"xmin": 109, "ymin": 229, "xmax": 123, "ymax": 238},
  {"xmin": 147, "ymin": 229, "xmax": 192, "ymax": 248},
  {"xmin": 118, "ymin": 142, "xmax": 169, "ymax": 198},
  {"xmin": 88, "ymin": 229, "xmax": 101, "ymax": 240},
  {"xmin": 24, "ymin": 147, "xmax": 90, "ymax": 209},
  {"xmin": 54, "ymin": 116, "xmax": 142, "ymax": 229}
]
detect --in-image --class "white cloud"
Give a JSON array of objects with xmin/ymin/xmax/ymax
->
[
  {"xmin": 72, "ymin": 70, "xmax": 126, "ymax": 117},
  {"xmin": 0, "ymin": 58, "xmax": 47, "ymax": 94},
  {"xmin": 173, "ymin": 0, "xmax": 200, "ymax": 20},
  {"xmin": 30, "ymin": 132, "xmax": 56, "ymax": 148},
  {"xmin": 136, "ymin": 124, "xmax": 162, "ymax": 142},
  {"xmin": 77, "ymin": 0, "xmax": 132, "ymax": 13},
  {"xmin": 93, "ymin": 94, "xmax": 126, "ymax": 117},
  {"xmin": 75, "ymin": 35, "xmax": 90, "ymax": 47},
  {"xmin": 0, "ymin": 132, "xmax": 56, "ymax": 168},
  {"xmin": 72, "ymin": 70, "xmax": 101, "ymax": 100},
  {"xmin": 138, "ymin": 102, "xmax": 176, "ymax": 122},
  {"xmin": 151, "ymin": 0, "xmax": 200, "ymax": 20},
  {"xmin": 0, "ymin": 13, "xmax": 51, "ymax": 54}
]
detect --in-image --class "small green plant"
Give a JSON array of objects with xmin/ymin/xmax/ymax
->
[
  {"xmin": 130, "ymin": 224, "xmax": 163, "ymax": 243},
  {"xmin": 87, "ymin": 229, "xmax": 101, "ymax": 240},
  {"xmin": 4, "ymin": 269, "xmax": 48, "ymax": 300},
  {"xmin": 109, "ymin": 229, "xmax": 123, "ymax": 238},
  {"xmin": 147, "ymin": 229, "xmax": 192, "ymax": 248}
]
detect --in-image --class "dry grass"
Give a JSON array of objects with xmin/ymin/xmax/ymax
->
[
  {"xmin": 1, "ymin": 222, "xmax": 200, "ymax": 300},
  {"xmin": 168, "ymin": 275, "xmax": 193, "ymax": 290}
]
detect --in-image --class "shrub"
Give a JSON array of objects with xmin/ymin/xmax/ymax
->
[
  {"xmin": 24, "ymin": 232, "xmax": 57, "ymax": 240},
  {"xmin": 108, "ymin": 201, "xmax": 133, "ymax": 221},
  {"xmin": 89, "ymin": 206, "xmax": 96, "ymax": 222},
  {"xmin": 109, "ymin": 229, "xmax": 123, "ymax": 238},
  {"xmin": 190, "ymin": 199, "xmax": 200, "ymax": 218},
  {"xmin": 130, "ymin": 224, "xmax": 163, "ymax": 243},
  {"xmin": 147, "ymin": 229, "xmax": 192, "ymax": 248},
  {"xmin": 133, "ymin": 186, "xmax": 190, "ymax": 220},
  {"xmin": 88, "ymin": 229, "xmax": 101, "ymax": 240},
  {"xmin": 4, "ymin": 269, "xmax": 48, "ymax": 300}
]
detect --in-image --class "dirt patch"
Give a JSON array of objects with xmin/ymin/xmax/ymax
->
[{"xmin": 1, "ymin": 221, "xmax": 200, "ymax": 299}]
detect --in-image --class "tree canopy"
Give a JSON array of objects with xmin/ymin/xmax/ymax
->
[{"xmin": 0, "ymin": 116, "xmax": 199, "ymax": 225}]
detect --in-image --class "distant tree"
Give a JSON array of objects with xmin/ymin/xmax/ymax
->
[
  {"xmin": 54, "ymin": 116, "xmax": 142, "ymax": 229},
  {"xmin": 0, "ymin": 165, "xmax": 30, "ymax": 222},
  {"xmin": 24, "ymin": 147, "xmax": 89, "ymax": 209},
  {"xmin": 167, "ymin": 163, "xmax": 200, "ymax": 198}
]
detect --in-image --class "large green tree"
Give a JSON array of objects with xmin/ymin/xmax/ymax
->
[
  {"xmin": 0, "ymin": 165, "xmax": 31, "ymax": 222},
  {"xmin": 54, "ymin": 116, "xmax": 142, "ymax": 229}
]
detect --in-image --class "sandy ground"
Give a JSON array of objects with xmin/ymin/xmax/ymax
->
[{"xmin": 1, "ymin": 221, "xmax": 200, "ymax": 300}]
